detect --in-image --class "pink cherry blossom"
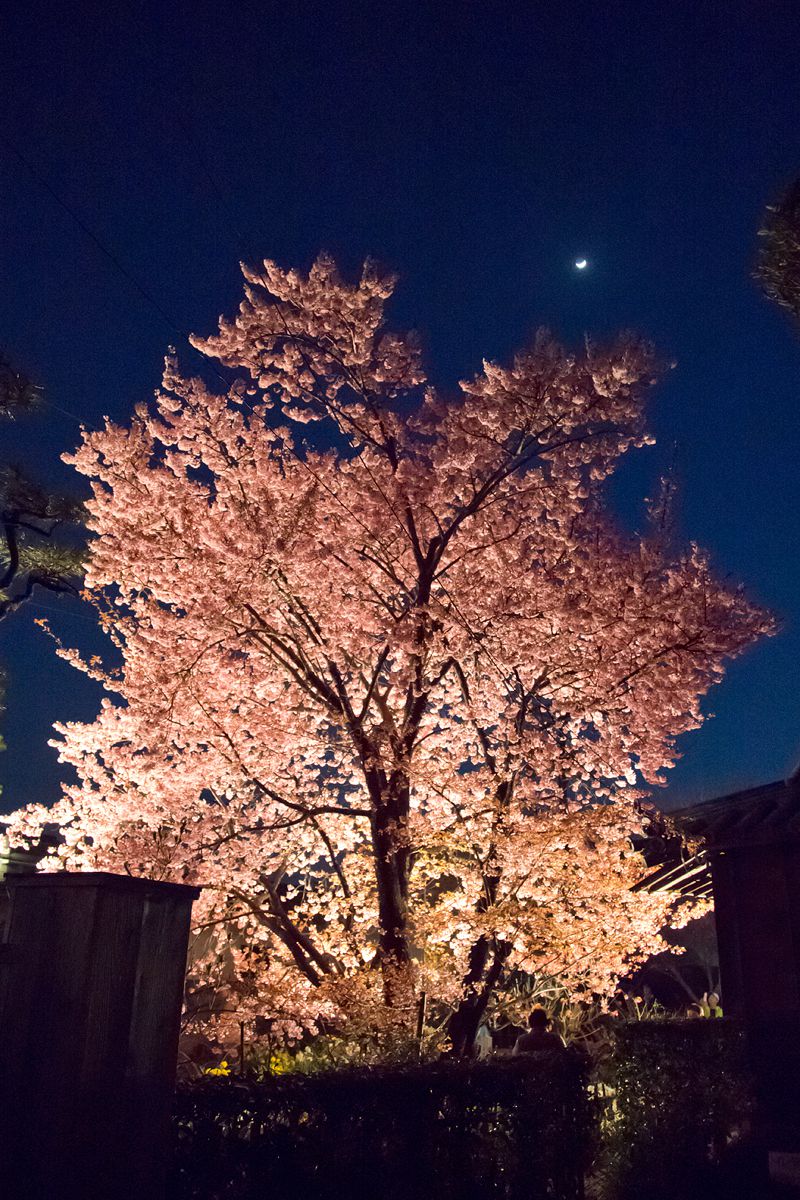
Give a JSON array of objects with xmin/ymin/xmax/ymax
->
[{"xmin": 6, "ymin": 256, "xmax": 773, "ymax": 1046}]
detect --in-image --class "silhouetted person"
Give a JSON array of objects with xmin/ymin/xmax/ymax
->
[
  {"xmin": 474, "ymin": 1022, "xmax": 493, "ymax": 1060},
  {"xmin": 513, "ymin": 1008, "xmax": 565, "ymax": 1056},
  {"xmin": 702, "ymin": 991, "xmax": 723, "ymax": 1018}
]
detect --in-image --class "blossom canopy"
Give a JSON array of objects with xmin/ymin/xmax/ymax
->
[{"xmin": 8, "ymin": 255, "xmax": 772, "ymax": 1045}]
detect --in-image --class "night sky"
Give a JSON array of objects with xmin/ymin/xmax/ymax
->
[{"xmin": 1, "ymin": 0, "xmax": 799, "ymax": 815}]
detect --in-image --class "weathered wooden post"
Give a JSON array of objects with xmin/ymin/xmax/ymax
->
[
  {"xmin": 0, "ymin": 871, "xmax": 199, "ymax": 1200},
  {"xmin": 636, "ymin": 778, "xmax": 800, "ymax": 1190},
  {"xmin": 709, "ymin": 835, "xmax": 800, "ymax": 1186}
]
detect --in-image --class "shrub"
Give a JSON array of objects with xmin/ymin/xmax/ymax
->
[
  {"xmin": 169, "ymin": 1055, "xmax": 592, "ymax": 1200},
  {"xmin": 593, "ymin": 1019, "xmax": 755, "ymax": 1200}
]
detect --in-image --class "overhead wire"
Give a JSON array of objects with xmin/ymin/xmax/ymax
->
[
  {"xmin": 3, "ymin": 120, "xmax": 409, "ymax": 657},
  {"xmin": 4, "ymin": 113, "xmax": 520, "ymax": 700},
  {"xmin": 0, "ymin": 129, "xmax": 238, "ymax": 430},
  {"xmin": 6, "ymin": 103, "xmax": 584, "ymax": 912},
  {"xmin": 1, "ymin": 136, "xmax": 187, "ymax": 345}
]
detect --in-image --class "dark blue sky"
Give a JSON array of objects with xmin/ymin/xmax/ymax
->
[{"xmin": 1, "ymin": 0, "xmax": 799, "ymax": 814}]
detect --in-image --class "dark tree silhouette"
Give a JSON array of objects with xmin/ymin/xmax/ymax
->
[
  {"xmin": 0, "ymin": 355, "xmax": 85, "ymax": 754},
  {"xmin": 755, "ymin": 178, "xmax": 800, "ymax": 323},
  {"xmin": 0, "ymin": 355, "xmax": 85, "ymax": 618}
]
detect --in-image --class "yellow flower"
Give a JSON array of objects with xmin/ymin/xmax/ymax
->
[{"xmin": 204, "ymin": 1059, "xmax": 231, "ymax": 1077}]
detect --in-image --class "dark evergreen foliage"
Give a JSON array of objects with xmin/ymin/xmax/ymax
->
[
  {"xmin": 755, "ymin": 179, "xmax": 800, "ymax": 323},
  {"xmin": 0, "ymin": 352, "xmax": 85, "ymax": 769},
  {"xmin": 169, "ymin": 1056, "xmax": 592, "ymax": 1200},
  {"xmin": 596, "ymin": 1020, "xmax": 757, "ymax": 1200},
  {"xmin": 0, "ymin": 355, "xmax": 86, "ymax": 620}
]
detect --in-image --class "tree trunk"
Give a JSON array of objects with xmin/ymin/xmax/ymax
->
[
  {"xmin": 448, "ymin": 779, "xmax": 514, "ymax": 1054},
  {"xmin": 370, "ymin": 799, "xmax": 415, "ymax": 1014},
  {"xmin": 447, "ymin": 936, "xmax": 511, "ymax": 1056}
]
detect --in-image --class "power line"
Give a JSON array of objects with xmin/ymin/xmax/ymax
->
[
  {"xmin": 167, "ymin": 105, "xmax": 258, "ymax": 265},
  {"xmin": 1, "ymin": 136, "xmax": 186, "ymax": 344},
  {"xmin": 3, "ymin": 122, "xmax": 401, "ymax": 567},
  {"xmin": 25, "ymin": 601, "xmax": 101, "ymax": 625},
  {"xmin": 38, "ymin": 397, "xmax": 93, "ymax": 429},
  {"xmin": 1, "ymin": 130, "xmax": 249, "ymax": 432}
]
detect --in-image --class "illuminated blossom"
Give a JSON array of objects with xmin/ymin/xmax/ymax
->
[{"xmin": 7, "ymin": 256, "xmax": 772, "ymax": 1047}]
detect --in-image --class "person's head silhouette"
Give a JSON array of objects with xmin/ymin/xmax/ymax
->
[{"xmin": 528, "ymin": 1007, "xmax": 550, "ymax": 1031}]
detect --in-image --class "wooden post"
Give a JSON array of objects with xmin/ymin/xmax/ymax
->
[
  {"xmin": 0, "ymin": 871, "xmax": 199, "ymax": 1200},
  {"xmin": 415, "ymin": 989, "xmax": 427, "ymax": 1059},
  {"xmin": 711, "ymin": 842, "xmax": 800, "ymax": 1162}
]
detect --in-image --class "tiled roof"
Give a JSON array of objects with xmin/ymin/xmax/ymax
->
[
  {"xmin": 634, "ymin": 777, "xmax": 800, "ymax": 896},
  {"xmin": 670, "ymin": 778, "xmax": 800, "ymax": 848}
]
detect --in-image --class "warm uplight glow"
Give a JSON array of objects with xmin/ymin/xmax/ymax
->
[{"xmin": 6, "ymin": 253, "xmax": 771, "ymax": 1046}]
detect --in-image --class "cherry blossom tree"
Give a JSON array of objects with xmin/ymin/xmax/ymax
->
[{"xmin": 7, "ymin": 256, "xmax": 772, "ymax": 1051}]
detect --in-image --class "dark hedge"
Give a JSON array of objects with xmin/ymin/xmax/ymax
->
[
  {"xmin": 168, "ymin": 1054, "xmax": 592, "ymax": 1200},
  {"xmin": 596, "ymin": 1019, "xmax": 758, "ymax": 1200}
]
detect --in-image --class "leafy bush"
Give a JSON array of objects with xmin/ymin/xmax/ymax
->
[
  {"xmin": 593, "ymin": 1019, "xmax": 756, "ymax": 1200},
  {"xmin": 172, "ymin": 1021, "xmax": 764, "ymax": 1199},
  {"xmin": 169, "ymin": 1055, "xmax": 592, "ymax": 1200}
]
